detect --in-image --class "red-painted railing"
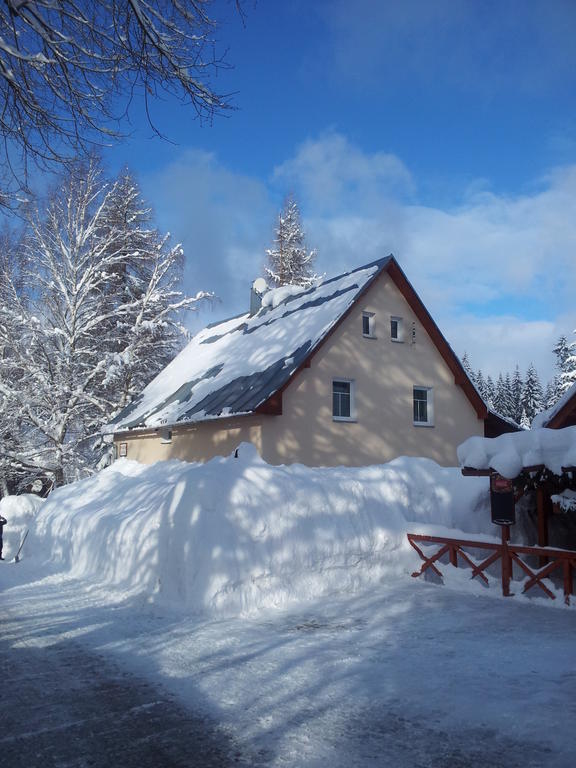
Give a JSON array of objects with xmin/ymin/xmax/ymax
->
[{"xmin": 407, "ymin": 531, "xmax": 576, "ymax": 605}]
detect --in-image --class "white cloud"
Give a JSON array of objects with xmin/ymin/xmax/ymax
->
[
  {"xmin": 273, "ymin": 132, "xmax": 413, "ymax": 215},
  {"xmin": 143, "ymin": 149, "xmax": 274, "ymax": 323},
  {"xmin": 442, "ymin": 316, "xmax": 558, "ymax": 383},
  {"xmin": 143, "ymin": 138, "xmax": 576, "ymax": 383}
]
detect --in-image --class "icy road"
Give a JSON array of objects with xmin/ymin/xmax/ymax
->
[{"xmin": 2, "ymin": 568, "xmax": 575, "ymax": 768}]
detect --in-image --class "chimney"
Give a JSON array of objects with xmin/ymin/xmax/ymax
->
[{"xmin": 250, "ymin": 278, "xmax": 268, "ymax": 315}]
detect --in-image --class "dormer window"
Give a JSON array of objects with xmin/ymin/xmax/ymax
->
[
  {"xmin": 391, "ymin": 316, "xmax": 403, "ymax": 342},
  {"xmin": 362, "ymin": 312, "xmax": 375, "ymax": 338}
]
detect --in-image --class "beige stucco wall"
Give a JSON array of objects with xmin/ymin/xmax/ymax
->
[
  {"xmin": 257, "ymin": 272, "xmax": 483, "ymax": 467},
  {"xmin": 114, "ymin": 415, "xmax": 264, "ymax": 465},
  {"xmin": 114, "ymin": 272, "xmax": 484, "ymax": 468}
]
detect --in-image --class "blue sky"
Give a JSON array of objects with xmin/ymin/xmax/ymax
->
[{"xmin": 103, "ymin": 0, "xmax": 576, "ymax": 383}]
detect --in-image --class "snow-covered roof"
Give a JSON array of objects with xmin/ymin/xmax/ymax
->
[
  {"xmin": 108, "ymin": 257, "xmax": 390, "ymax": 433},
  {"xmin": 458, "ymin": 427, "xmax": 576, "ymax": 478},
  {"xmin": 532, "ymin": 382, "xmax": 576, "ymax": 429}
]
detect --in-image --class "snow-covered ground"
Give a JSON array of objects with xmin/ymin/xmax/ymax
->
[{"xmin": 2, "ymin": 447, "xmax": 576, "ymax": 766}]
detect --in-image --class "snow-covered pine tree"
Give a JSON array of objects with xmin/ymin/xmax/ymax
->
[
  {"xmin": 555, "ymin": 334, "xmax": 576, "ymax": 396},
  {"xmin": 461, "ymin": 352, "xmax": 475, "ymax": 381},
  {"xmin": 475, "ymin": 370, "xmax": 487, "ymax": 401},
  {"xmin": 511, "ymin": 366, "xmax": 524, "ymax": 423},
  {"xmin": 544, "ymin": 380, "xmax": 558, "ymax": 411},
  {"xmin": 494, "ymin": 374, "xmax": 507, "ymax": 418},
  {"xmin": 485, "ymin": 375, "xmax": 496, "ymax": 410},
  {"xmin": 264, "ymin": 196, "xmax": 318, "ymax": 288},
  {"xmin": 521, "ymin": 363, "xmax": 544, "ymax": 425},
  {"xmin": 0, "ymin": 159, "xmax": 209, "ymax": 490},
  {"xmin": 494, "ymin": 372, "xmax": 515, "ymax": 420}
]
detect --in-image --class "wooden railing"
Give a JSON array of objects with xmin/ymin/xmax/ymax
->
[{"xmin": 407, "ymin": 530, "xmax": 576, "ymax": 605}]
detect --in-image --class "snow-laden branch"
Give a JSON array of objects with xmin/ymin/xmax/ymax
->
[{"xmin": 0, "ymin": 158, "xmax": 210, "ymax": 490}]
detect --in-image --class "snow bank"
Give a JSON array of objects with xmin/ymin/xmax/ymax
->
[
  {"xmin": 0, "ymin": 494, "xmax": 44, "ymax": 560},
  {"xmin": 458, "ymin": 426, "xmax": 576, "ymax": 477},
  {"xmin": 28, "ymin": 445, "xmax": 489, "ymax": 617}
]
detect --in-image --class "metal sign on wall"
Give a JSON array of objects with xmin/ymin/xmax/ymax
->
[{"xmin": 490, "ymin": 472, "xmax": 516, "ymax": 526}]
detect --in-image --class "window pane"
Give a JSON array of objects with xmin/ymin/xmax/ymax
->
[
  {"xmin": 413, "ymin": 388, "xmax": 428, "ymax": 422},
  {"xmin": 391, "ymin": 319, "xmax": 398, "ymax": 339},
  {"xmin": 362, "ymin": 314, "xmax": 370, "ymax": 335},
  {"xmin": 333, "ymin": 381, "xmax": 351, "ymax": 418}
]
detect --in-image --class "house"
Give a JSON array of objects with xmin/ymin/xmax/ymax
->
[{"xmin": 108, "ymin": 255, "xmax": 509, "ymax": 468}]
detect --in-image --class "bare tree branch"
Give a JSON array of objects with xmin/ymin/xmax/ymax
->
[{"xmin": 0, "ymin": 1, "xmax": 238, "ymax": 200}]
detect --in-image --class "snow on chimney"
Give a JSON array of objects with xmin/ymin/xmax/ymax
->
[{"xmin": 250, "ymin": 277, "xmax": 268, "ymax": 315}]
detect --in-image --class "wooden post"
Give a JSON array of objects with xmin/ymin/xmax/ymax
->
[
  {"xmin": 501, "ymin": 525, "xmax": 512, "ymax": 597},
  {"xmin": 563, "ymin": 561, "xmax": 573, "ymax": 606},
  {"xmin": 449, "ymin": 544, "xmax": 458, "ymax": 567},
  {"xmin": 536, "ymin": 487, "xmax": 549, "ymax": 567}
]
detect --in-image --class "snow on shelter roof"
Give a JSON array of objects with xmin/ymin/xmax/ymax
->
[
  {"xmin": 458, "ymin": 427, "xmax": 576, "ymax": 479},
  {"xmin": 108, "ymin": 257, "xmax": 389, "ymax": 433}
]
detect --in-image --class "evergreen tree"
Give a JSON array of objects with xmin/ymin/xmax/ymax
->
[
  {"xmin": 494, "ymin": 374, "xmax": 507, "ymax": 417},
  {"xmin": 485, "ymin": 375, "xmax": 496, "ymax": 409},
  {"xmin": 521, "ymin": 363, "xmax": 544, "ymax": 424},
  {"xmin": 264, "ymin": 196, "xmax": 318, "ymax": 288},
  {"xmin": 544, "ymin": 380, "xmax": 558, "ymax": 410},
  {"xmin": 556, "ymin": 333, "xmax": 576, "ymax": 395},
  {"xmin": 492, "ymin": 373, "xmax": 516, "ymax": 420},
  {"xmin": 475, "ymin": 370, "xmax": 487, "ymax": 401},
  {"xmin": 511, "ymin": 366, "xmax": 524, "ymax": 423},
  {"xmin": 461, "ymin": 352, "xmax": 474, "ymax": 381}
]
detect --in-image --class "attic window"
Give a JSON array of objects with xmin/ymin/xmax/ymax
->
[
  {"xmin": 362, "ymin": 312, "xmax": 375, "ymax": 338},
  {"xmin": 391, "ymin": 316, "xmax": 403, "ymax": 342}
]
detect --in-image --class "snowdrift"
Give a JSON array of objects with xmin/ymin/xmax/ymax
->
[
  {"xmin": 0, "ymin": 493, "xmax": 44, "ymax": 561},
  {"xmin": 28, "ymin": 444, "xmax": 490, "ymax": 617}
]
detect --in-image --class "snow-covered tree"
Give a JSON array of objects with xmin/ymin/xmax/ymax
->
[
  {"xmin": 556, "ymin": 333, "xmax": 576, "ymax": 395},
  {"xmin": 475, "ymin": 370, "xmax": 487, "ymax": 401},
  {"xmin": 264, "ymin": 196, "xmax": 319, "ymax": 288},
  {"xmin": 0, "ymin": 1, "xmax": 238, "ymax": 202},
  {"xmin": 521, "ymin": 363, "xmax": 544, "ymax": 425},
  {"xmin": 0, "ymin": 159, "xmax": 209, "ymax": 490},
  {"xmin": 461, "ymin": 352, "xmax": 474, "ymax": 380},
  {"xmin": 511, "ymin": 366, "xmax": 524, "ymax": 423},
  {"xmin": 494, "ymin": 373, "xmax": 515, "ymax": 420},
  {"xmin": 484, "ymin": 375, "xmax": 496, "ymax": 410}
]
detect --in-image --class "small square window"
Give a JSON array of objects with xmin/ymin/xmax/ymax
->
[
  {"xmin": 333, "ymin": 380, "xmax": 356, "ymax": 421},
  {"xmin": 413, "ymin": 387, "xmax": 434, "ymax": 426},
  {"xmin": 362, "ymin": 312, "xmax": 375, "ymax": 338},
  {"xmin": 160, "ymin": 428, "xmax": 172, "ymax": 444},
  {"xmin": 391, "ymin": 316, "xmax": 403, "ymax": 342},
  {"xmin": 118, "ymin": 442, "xmax": 127, "ymax": 457}
]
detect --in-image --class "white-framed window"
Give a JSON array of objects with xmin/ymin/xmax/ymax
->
[
  {"xmin": 118, "ymin": 442, "xmax": 127, "ymax": 458},
  {"xmin": 333, "ymin": 379, "xmax": 356, "ymax": 421},
  {"xmin": 160, "ymin": 427, "xmax": 173, "ymax": 444},
  {"xmin": 390, "ymin": 316, "xmax": 403, "ymax": 342},
  {"xmin": 362, "ymin": 311, "xmax": 375, "ymax": 338},
  {"xmin": 413, "ymin": 386, "xmax": 434, "ymax": 426}
]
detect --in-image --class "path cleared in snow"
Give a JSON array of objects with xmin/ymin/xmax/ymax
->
[
  {"xmin": 1, "ymin": 599, "xmax": 252, "ymax": 767},
  {"xmin": 2, "ymin": 450, "xmax": 576, "ymax": 765},
  {"xmin": 3, "ymin": 568, "xmax": 575, "ymax": 767}
]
